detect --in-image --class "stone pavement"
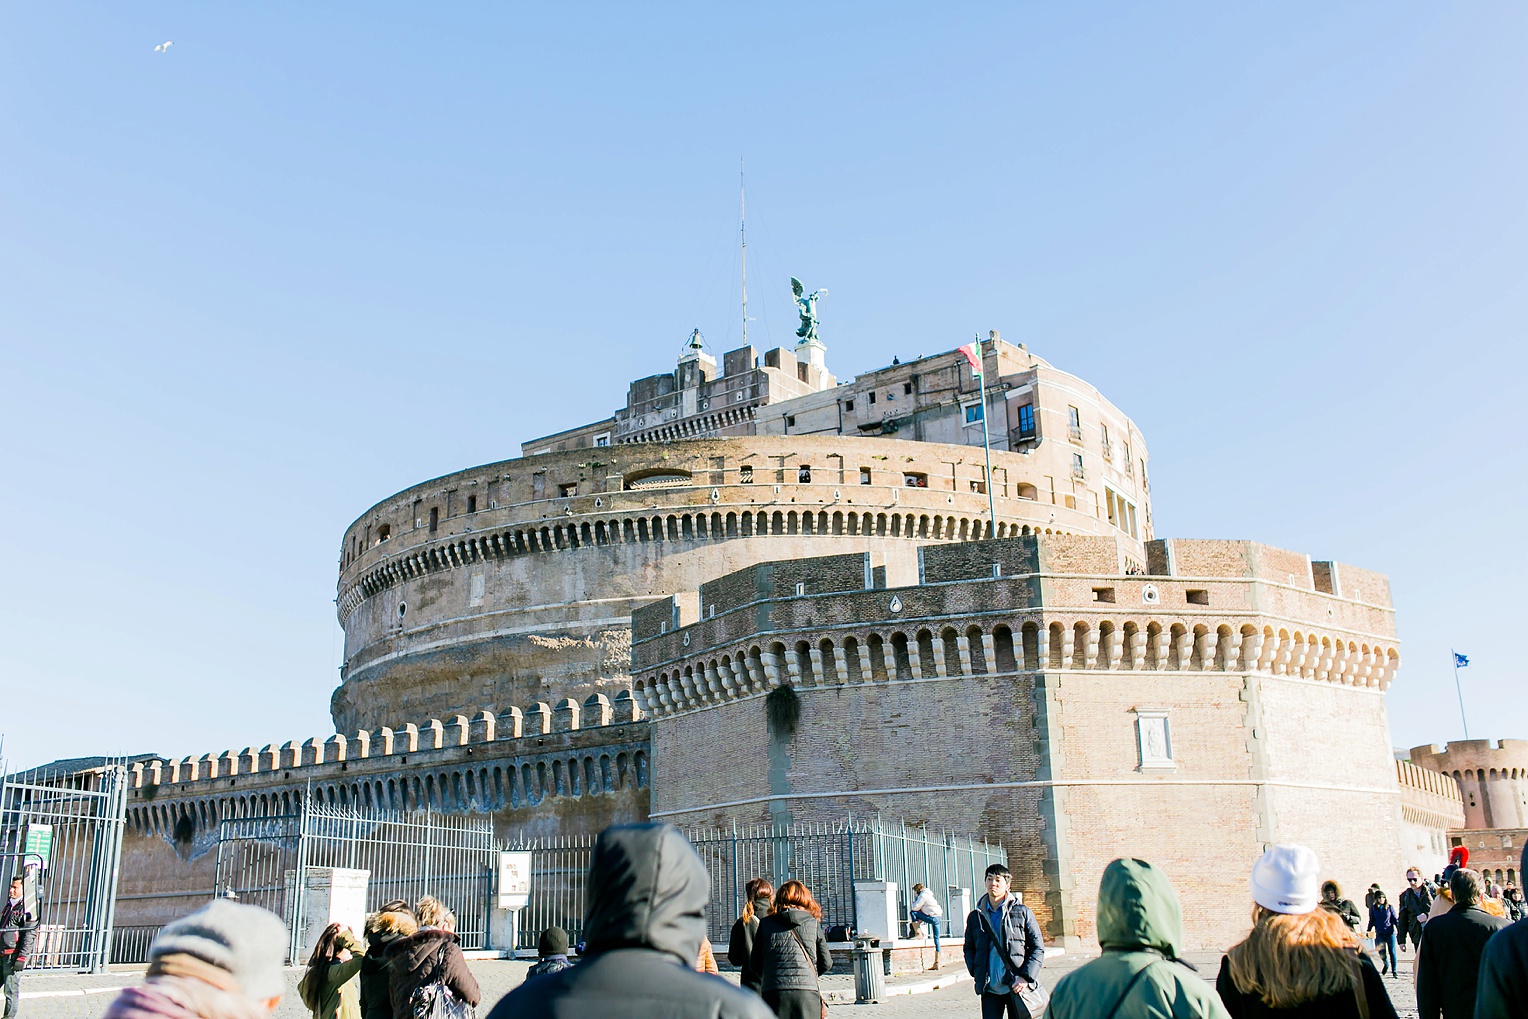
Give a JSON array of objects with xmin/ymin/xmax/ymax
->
[{"xmin": 10, "ymin": 948, "xmax": 1419, "ymax": 1019}]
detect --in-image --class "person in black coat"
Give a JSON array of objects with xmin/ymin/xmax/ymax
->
[
  {"xmin": 1475, "ymin": 842, "xmax": 1528, "ymax": 1019},
  {"xmin": 487, "ymin": 823, "xmax": 772, "ymax": 1019},
  {"xmin": 727, "ymin": 878, "xmax": 773, "ymax": 995},
  {"xmin": 1416, "ymin": 868, "xmax": 1508, "ymax": 1019},
  {"xmin": 1397, "ymin": 868, "xmax": 1432, "ymax": 954},
  {"xmin": 748, "ymin": 881, "xmax": 832, "ymax": 1019}
]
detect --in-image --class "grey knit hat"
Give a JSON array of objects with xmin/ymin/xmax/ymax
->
[{"xmin": 150, "ymin": 900, "xmax": 289, "ymax": 1002}]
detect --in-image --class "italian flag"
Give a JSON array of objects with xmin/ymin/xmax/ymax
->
[{"xmin": 958, "ymin": 342, "xmax": 982, "ymax": 375}]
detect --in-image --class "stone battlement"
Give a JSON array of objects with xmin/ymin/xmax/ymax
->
[
  {"xmin": 631, "ymin": 535, "xmax": 1398, "ymax": 718},
  {"xmin": 128, "ymin": 690, "xmax": 642, "ymax": 792}
]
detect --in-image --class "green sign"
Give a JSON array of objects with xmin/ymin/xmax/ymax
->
[{"xmin": 23, "ymin": 824, "xmax": 52, "ymax": 864}]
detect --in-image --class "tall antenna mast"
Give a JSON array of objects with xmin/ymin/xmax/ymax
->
[{"xmin": 740, "ymin": 158, "xmax": 748, "ymax": 345}]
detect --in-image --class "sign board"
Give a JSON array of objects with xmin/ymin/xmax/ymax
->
[
  {"xmin": 497, "ymin": 851, "xmax": 532, "ymax": 910},
  {"xmin": 23, "ymin": 825, "xmax": 52, "ymax": 867}
]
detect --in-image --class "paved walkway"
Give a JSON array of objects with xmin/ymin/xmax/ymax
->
[{"xmin": 10, "ymin": 949, "xmax": 1419, "ymax": 1019}]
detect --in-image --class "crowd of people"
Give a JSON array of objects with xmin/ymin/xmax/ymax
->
[{"xmin": 4, "ymin": 824, "xmax": 1527, "ymax": 1019}]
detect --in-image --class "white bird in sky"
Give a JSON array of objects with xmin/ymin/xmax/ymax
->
[{"xmin": 154, "ymin": 41, "xmax": 172, "ymax": 53}]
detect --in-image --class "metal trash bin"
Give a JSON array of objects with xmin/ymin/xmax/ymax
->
[{"xmin": 852, "ymin": 938, "xmax": 886, "ymax": 1003}]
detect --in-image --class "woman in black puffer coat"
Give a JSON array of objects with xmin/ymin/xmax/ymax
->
[{"xmin": 749, "ymin": 881, "xmax": 832, "ymax": 1019}]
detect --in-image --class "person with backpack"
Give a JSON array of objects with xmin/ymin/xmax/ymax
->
[
  {"xmin": 299, "ymin": 924, "xmax": 367, "ymax": 1019},
  {"xmin": 749, "ymin": 880, "xmax": 832, "ymax": 1019},
  {"xmin": 1047, "ymin": 858, "xmax": 1229, "ymax": 1019},
  {"xmin": 385, "ymin": 898, "xmax": 480, "ymax": 1019}
]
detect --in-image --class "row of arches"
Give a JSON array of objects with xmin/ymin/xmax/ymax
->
[
  {"xmin": 343, "ymin": 505, "xmax": 1073, "ymax": 617},
  {"xmin": 635, "ymin": 621, "xmax": 1399, "ymax": 716},
  {"xmin": 128, "ymin": 749, "xmax": 650, "ymax": 838}
]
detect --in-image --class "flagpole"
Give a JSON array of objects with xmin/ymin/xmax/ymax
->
[
  {"xmin": 1452, "ymin": 648, "xmax": 1470, "ymax": 740},
  {"xmin": 975, "ymin": 336, "xmax": 996, "ymax": 535}
]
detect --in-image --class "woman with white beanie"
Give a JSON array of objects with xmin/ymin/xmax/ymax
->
[{"xmin": 1215, "ymin": 845, "xmax": 1398, "ymax": 1019}]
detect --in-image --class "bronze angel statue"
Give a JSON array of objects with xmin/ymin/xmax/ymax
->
[{"xmin": 790, "ymin": 277, "xmax": 828, "ymax": 342}]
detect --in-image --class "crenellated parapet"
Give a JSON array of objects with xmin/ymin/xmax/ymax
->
[
  {"xmin": 124, "ymin": 691, "xmax": 647, "ymax": 840},
  {"xmin": 630, "ymin": 536, "xmax": 1400, "ymax": 718}
]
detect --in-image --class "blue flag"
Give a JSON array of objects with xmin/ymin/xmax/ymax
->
[{"xmin": 1454, "ymin": 652, "xmax": 1469, "ymax": 668}]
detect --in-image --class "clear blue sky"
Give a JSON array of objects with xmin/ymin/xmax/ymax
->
[{"xmin": 2, "ymin": 3, "xmax": 1523, "ymax": 771}]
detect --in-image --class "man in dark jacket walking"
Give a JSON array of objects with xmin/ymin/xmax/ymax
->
[
  {"xmin": 1416, "ymin": 868, "xmax": 1507, "ymax": 1019},
  {"xmin": 1399, "ymin": 867, "xmax": 1433, "ymax": 953},
  {"xmin": 487, "ymin": 823, "xmax": 772, "ymax": 1019},
  {"xmin": 1, "ymin": 878, "xmax": 36, "ymax": 1019},
  {"xmin": 1475, "ymin": 843, "xmax": 1528, "ymax": 1019},
  {"xmin": 963, "ymin": 863, "xmax": 1045, "ymax": 1019}
]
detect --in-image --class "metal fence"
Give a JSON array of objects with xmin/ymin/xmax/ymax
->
[
  {"xmin": 504, "ymin": 816, "xmax": 1006, "ymax": 951},
  {"xmin": 110, "ymin": 925, "xmax": 164, "ymax": 965},
  {"xmin": 0, "ymin": 759, "xmax": 130, "ymax": 972},
  {"xmin": 214, "ymin": 800, "xmax": 497, "ymax": 962}
]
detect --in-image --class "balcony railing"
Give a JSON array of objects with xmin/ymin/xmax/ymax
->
[{"xmin": 1068, "ymin": 426, "xmax": 1084, "ymax": 444}]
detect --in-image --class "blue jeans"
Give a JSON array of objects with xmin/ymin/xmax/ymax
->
[
  {"xmin": 910, "ymin": 910, "xmax": 940, "ymax": 952},
  {"xmin": 1375, "ymin": 931, "xmax": 1398, "ymax": 974}
]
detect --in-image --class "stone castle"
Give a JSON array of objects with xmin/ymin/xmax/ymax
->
[{"xmin": 103, "ymin": 328, "xmax": 1493, "ymax": 949}]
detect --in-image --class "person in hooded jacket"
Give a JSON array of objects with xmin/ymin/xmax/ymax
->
[
  {"xmin": 358, "ymin": 902, "xmax": 416, "ymax": 1019},
  {"xmin": 385, "ymin": 899, "xmax": 480, "ymax": 1019},
  {"xmin": 728, "ymin": 879, "xmax": 773, "ymax": 995},
  {"xmin": 1216, "ymin": 845, "xmax": 1397, "ymax": 1019},
  {"xmin": 1319, "ymin": 881, "xmax": 1363, "ymax": 932},
  {"xmin": 1474, "ymin": 843, "xmax": 1528, "ymax": 1019},
  {"xmin": 749, "ymin": 881, "xmax": 833, "ymax": 1019},
  {"xmin": 486, "ymin": 823, "xmax": 772, "ymax": 1019},
  {"xmin": 1048, "ymin": 859, "xmax": 1230, "ymax": 1019}
]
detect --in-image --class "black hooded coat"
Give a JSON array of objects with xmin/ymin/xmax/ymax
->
[{"xmin": 487, "ymin": 823, "xmax": 773, "ymax": 1019}]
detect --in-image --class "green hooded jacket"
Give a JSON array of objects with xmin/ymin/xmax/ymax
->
[{"xmin": 1047, "ymin": 859, "xmax": 1231, "ymax": 1019}]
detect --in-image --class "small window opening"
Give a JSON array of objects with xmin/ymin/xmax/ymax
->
[
  {"xmin": 1186, "ymin": 589, "xmax": 1209, "ymax": 605},
  {"xmin": 904, "ymin": 382, "xmax": 913, "ymax": 394},
  {"xmin": 859, "ymin": 468, "xmax": 872, "ymax": 485},
  {"xmin": 965, "ymin": 403, "xmax": 984, "ymax": 424},
  {"xmin": 798, "ymin": 465, "xmax": 812, "ymax": 483},
  {"xmin": 559, "ymin": 482, "xmax": 578, "ymax": 498},
  {"xmin": 429, "ymin": 507, "xmax": 439, "ymax": 533},
  {"xmin": 869, "ymin": 392, "xmax": 877, "ymax": 405},
  {"xmin": 904, "ymin": 472, "xmax": 928, "ymax": 488},
  {"xmin": 1015, "ymin": 404, "xmax": 1036, "ymax": 440},
  {"xmin": 785, "ymin": 415, "xmax": 796, "ymax": 428},
  {"xmin": 466, "ymin": 495, "xmax": 477, "ymax": 513},
  {"xmin": 970, "ymin": 480, "xmax": 987, "ymax": 493},
  {"xmin": 739, "ymin": 465, "xmax": 754, "ymax": 484},
  {"xmin": 376, "ymin": 525, "xmax": 391, "ymax": 544},
  {"xmin": 1092, "ymin": 587, "xmax": 1116, "ymax": 603},
  {"xmin": 794, "ymin": 582, "xmax": 806, "ymax": 596},
  {"xmin": 844, "ymin": 399, "xmax": 854, "ymax": 412}
]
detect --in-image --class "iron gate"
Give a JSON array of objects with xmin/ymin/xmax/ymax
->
[
  {"xmin": 505, "ymin": 816, "xmax": 1007, "ymax": 951},
  {"xmin": 214, "ymin": 800, "xmax": 497, "ymax": 962},
  {"xmin": 0, "ymin": 760, "xmax": 129, "ymax": 972}
]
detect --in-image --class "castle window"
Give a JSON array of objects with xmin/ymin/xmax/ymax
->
[
  {"xmin": 904, "ymin": 382, "xmax": 913, "ymax": 395},
  {"xmin": 798, "ymin": 465, "xmax": 812, "ymax": 483},
  {"xmin": 904, "ymin": 472, "xmax": 928, "ymax": 488},
  {"xmin": 1068, "ymin": 406, "xmax": 1083, "ymax": 444},
  {"xmin": 375, "ymin": 525, "xmax": 391, "ymax": 544},
  {"xmin": 559, "ymin": 482, "xmax": 578, "ymax": 497},
  {"xmin": 429, "ymin": 507, "xmax": 439, "ymax": 533},
  {"xmin": 844, "ymin": 399, "xmax": 855, "ymax": 412},
  {"xmin": 970, "ymin": 479, "xmax": 986, "ymax": 494},
  {"xmin": 869, "ymin": 392, "xmax": 876, "ymax": 405},
  {"xmin": 1016, "ymin": 483, "xmax": 1038, "ymax": 501},
  {"xmin": 1186, "ymin": 589, "xmax": 1209, "ymax": 606},
  {"xmin": 1135, "ymin": 710, "xmax": 1174, "ymax": 770},
  {"xmin": 466, "ymin": 495, "xmax": 477, "ymax": 513},
  {"xmin": 1092, "ymin": 587, "xmax": 1116, "ymax": 603},
  {"xmin": 1015, "ymin": 404, "xmax": 1036, "ymax": 440},
  {"xmin": 739, "ymin": 465, "xmax": 754, "ymax": 484},
  {"xmin": 785, "ymin": 415, "xmax": 796, "ymax": 428},
  {"xmin": 859, "ymin": 468, "xmax": 872, "ymax": 485}
]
